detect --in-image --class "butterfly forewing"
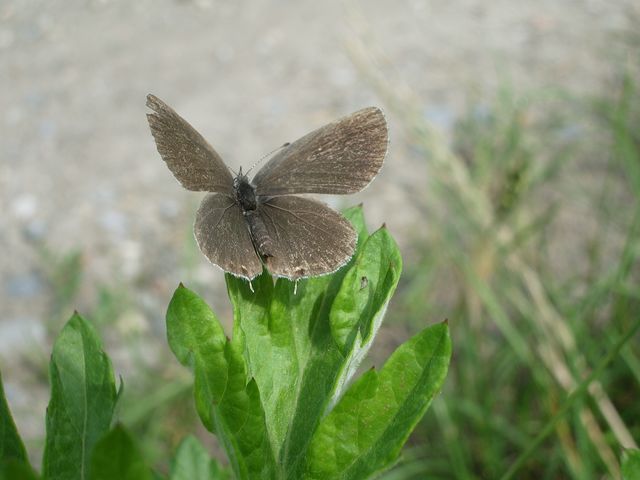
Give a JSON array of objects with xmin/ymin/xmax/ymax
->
[
  {"xmin": 257, "ymin": 196, "xmax": 357, "ymax": 279},
  {"xmin": 194, "ymin": 194, "xmax": 263, "ymax": 279},
  {"xmin": 252, "ymin": 107, "xmax": 388, "ymax": 196},
  {"xmin": 146, "ymin": 94, "xmax": 234, "ymax": 194}
]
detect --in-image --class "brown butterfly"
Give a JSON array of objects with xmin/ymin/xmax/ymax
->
[{"xmin": 146, "ymin": 94, "xmax": 388, "ymax": 281}]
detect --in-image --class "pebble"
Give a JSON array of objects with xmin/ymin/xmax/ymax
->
[
  {"xmin": 22, "ymin": 219, "xmax": 47, "ymax": 241},
  {"xmin": 159, "ymin": 199, "xmax": 179, "ymax": 219},
  {"xmin": 11, "ymin": 194, "xmax": 38, "ymax": 219},
  {"xmin": 120, "ymin": 240, "xmax": 141, "ymax": 278},
  {"xmin": 0, "ymin": 28, "xmax": 14, "ymax": 49},
  {"xmin": 0, "ymin": 316, "xmax": 46, "ymax": 354},
  {"xmin": 424, "ymin": 104, "xmax": 455, "ymax": 131},
  {"xmin": 5, "ymin": 272, "xmax": 43, "ymax": 298},
  {"xmin": 99, "ymin": 209, "xmax": 129, "ymax": 237}
]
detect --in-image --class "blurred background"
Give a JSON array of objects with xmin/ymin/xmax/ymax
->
[{"xmin": 1, "ymin": 0, "xmax": 639, "ymax": 477}]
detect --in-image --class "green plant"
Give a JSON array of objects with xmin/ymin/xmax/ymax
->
[
  {"xmin": 0, "ymin": 206, "xmax": 451, "ymax": 479},
  {"xmin": 622, "ymin": 449, "xmax": 640, "ymax": 480}
]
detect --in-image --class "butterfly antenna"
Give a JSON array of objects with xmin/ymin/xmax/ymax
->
[{"xmin": 245, "ymin": 142, "xmax": 291, "ymax": 176}]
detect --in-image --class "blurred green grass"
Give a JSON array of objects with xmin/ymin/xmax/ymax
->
[{"xmin": 372, "ymin": 52, "xmax": 640, "ymax": 480}]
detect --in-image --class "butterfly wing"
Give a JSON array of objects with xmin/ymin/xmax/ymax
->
[
  {"xmin": 146, "ymin": 94, "xmax": 234, "ymax": 194},
  {"xmin": 256, "ymin": 196, "xmax": 357, "ymax": 279},
  {"xmin": 252, "ymin": 107, "xmax": 388, "ymax": 196},
  {"xmin": 194, "ymin": 194, "xmax": 263, "ymax": 280}
]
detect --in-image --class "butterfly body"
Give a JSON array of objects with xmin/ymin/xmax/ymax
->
[{"xmin": 146, "ymin": 94, "xmax": 388, "ymax": 281}]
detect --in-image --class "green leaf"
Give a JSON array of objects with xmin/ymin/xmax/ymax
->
[
  {"xmin": 166, "ymin": 284, "xmax": 228, "ymax": 431},
  {"xmin": 0, "ymin": 375, "xmax": 36, "ymax": 479},
  {"xmin": 167, "ymin": 285, "xmax": 276, "ymax": 480},
  {"xmin": 213, "ymin": 348, "xmax": 275, "ymax": 479},
  {"xmin": 341, "ymin": 204, "xmax": 369, "ymax": 244},
  {"xmin": 304, "ymin": 321, "xmax": 452, "ymax": 480},
  {"xmin": 331, "ymin": 226, "xmax": 401, "ymax": 350},
  {"xmin": 170, "ymin": 436, "xmax": 209, "ymax": 480},
  {"xmin": 42, "ymin": 312, "xmax": 117, "ymax": 480},
  {"xmin": 88, "ymin": 424, "xmax": 152, "ymax": 480},
  {"xmin": 0, "ymin": 370, "xmax": 28, "ymax": 464},
  {"xmin": 329, "ymin": 226, "xmax": 402, "ymax": 405},
  {"xmin": 226, "ymin": 268, "xmax": 344, "ymax": 475},
  {"xmin": 623, "ymin": 449, "xmax": 640, "ymax": 480},
  {"xmin": 0, "ymin": 459, "xmax": 39, "ymax": 480},
  {"xmin": 170, "ymin": 435, "xmax": 229, "ymax": 480}
]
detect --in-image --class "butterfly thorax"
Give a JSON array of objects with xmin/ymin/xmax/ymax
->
[{"xmin": 233, "ymin": 172, "xmax": 257, "ymax": 212}]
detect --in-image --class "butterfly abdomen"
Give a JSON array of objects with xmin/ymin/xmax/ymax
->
[{"xmin": 245, "ymin": 210, "xmax": 274, "ymax": 258}]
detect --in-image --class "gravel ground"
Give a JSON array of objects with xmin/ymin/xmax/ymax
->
[{"xmin": 0, "ymin": 0, "xmax": 636, "ymax": 462}]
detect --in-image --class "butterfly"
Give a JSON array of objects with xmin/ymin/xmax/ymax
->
[{"xmin": 146, "ymin": 94, "xmax": 388, "ymax": 281}]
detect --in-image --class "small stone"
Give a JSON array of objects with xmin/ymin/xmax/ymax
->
[
  {"xmin": 100, "ymin": 210, "xmax": 128, "ymax": 237},
  {"xmin": 0, "ymin": 28, "xmax": 14, "ymax": 49},
  {"xmin": 11, "ymin": 194, "xmax": 38, "ymax": 219},
  {"xmin": 120, "ymin": 240, "xmax": 141, "ymax": 278},
  {"xmin": 116, "ymin": 310, "xmax": 149, "ymax": 335},
  {"xmin": 5, "ymin": 272, "xmax": 43, "ymax": 298},
  {"xmin": 159, "ymin": 199, "xmax": 179, "ymax": 219},
  {"xmin": 424, "ymin": 104, "xmax": 455, "ymax": 131},
  {"xmin": 0, "ymin": 316, "xmax": 46, "ymax": 354},
  {"xmin": 23, "ymin": 219, "xmax": 47, "ymax": 241}
]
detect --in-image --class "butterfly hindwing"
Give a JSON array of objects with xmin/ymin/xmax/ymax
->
[
  {"xmin": 194, "ymin": 193, "xmax": 263, "ymax": 280},
  {"xmin": 256, "ymin": 196, "xmax": 357, "ymax": 279}
]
